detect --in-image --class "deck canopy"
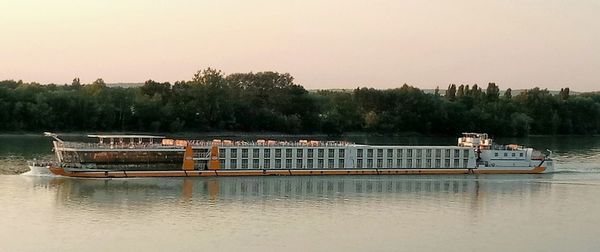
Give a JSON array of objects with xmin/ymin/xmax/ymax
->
[
  {"xmin": 87, "ymin": 134, "xmax": 165, "ymax": 144},
  {"xmin": 87, "ymin": 134, "xmax": 165, "ymax": 139}
]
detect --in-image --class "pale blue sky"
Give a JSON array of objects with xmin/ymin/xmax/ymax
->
[{"xmin": 1, "ymin": 0, "xmax": 599, "ymax": 90}]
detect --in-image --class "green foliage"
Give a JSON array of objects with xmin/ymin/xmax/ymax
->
[{"xmin": 1, "ymin": 71, "xmax": 599, "ymax": 136}]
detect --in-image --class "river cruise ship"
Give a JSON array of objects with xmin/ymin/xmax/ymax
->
[{"xmin": 44, "ymin": 132, "xmax": 553, "ymax": 178}]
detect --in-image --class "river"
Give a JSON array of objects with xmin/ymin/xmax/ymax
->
[{"xmin": 1, "ymin": 134, "xmax": 599, "ymax": 251}]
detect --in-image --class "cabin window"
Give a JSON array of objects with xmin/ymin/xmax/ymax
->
[
  {"xmin": 454, "ymin": 159, "xmax": 460, "ymax": 168},
  {"xmin": 242, "ymin": 148, "xmax": 248, "ymax": 158},
  {"xmin": 387, "ymin": 149, "xmax": 393, "ymax": 158},
  {"xmin": 220, "ymin": 159, "xmax": 225, "ymax": 168},
  {"xmin": 286, "ymin": 149, "xmax": 292, "ymax": 158},
  {"xmin": 307, "ymin": 159, "xmax": 314, "ymax": 169},
  {"xmin": 339, "ymin": 149, "xmax": 345, "ymax": 158},
  {"xmin": 435, "ymin": 159, "xmax": 441, "ymax": 168},
  {"xmin": 275, "ymin": 149, "xmax": 282, "ymax": 158},
  {"xmin": 297, "ymin": 149, "xmax": 303, "ymax": 158},
  {"xmin": 444, "ymin": 159, "xmax": 450, "ymax": 167},
  {"xmin": 318, "ymin": 159, "xmax": 324, "ymax": 168},
  {"xmin": 328, "ymin": 159, "xmax": 334, "ymax": 168},
  {"xmin": 357, "ymin": 159, "xmax": 363, "ymax": 168},
  {"xmin": 297, "ymin": 159, "xmax": 303, "ymax": 168},
  {"xmin": 396, "ymin": 159, "xmax": 402, "ymax": 167},
  {"xmin": 416, "ymin": 149, "xmax": 422, "ymax": 157},
  {"xmin": 494, "ymin": 152, "xmax": 499, "ymax": 157},
  {"xmin": 264, "ymin": 159, "xmax": 270, "ymax": 169},
  {"xmin": 367, "ymin": 159, "xmax": 374, "ymax": 168},
  {"xmin": 367, "ymin": 149, "xmax": 374, "ymax": 158},
  {"xmin": 275, "ymin": 159, "xmax": 282, "ymax": 168},
  {"xmin": 426, "ymin": 159, "xmax": 432, "ymax": 168},
  {"xmin": 397, "ymin": 149, "xmax": 403, "ymax": 157},
  {"xmin": 253, "ymin": 149, "xmax": 259, "ymax": 158},
  {"xmin": 445, "ymin": 149, "xmax": 451, "ymax": 158},
  {"xmin": 230, "ymin": 159, "xmax": 237, "ymax": 169},
  {"xmin": 242, "ymin": 159, "xmax": 248, "ymax": 169},
  {"xmin": 231, "ymin": 149, "xmax": 237, "ymax": 158},
  {"xmin": 426, "ymin": 149, "xmax": 432, "ymax": 157},
  {"xmin": 454, "ymin": 149, "xmax": 460, "ymax": 158},
  {"xmin": 512, "ymin": 153, "xmax": 516, "ymax": 157},
  {"xmin": 253, "ymin": 159, "xmax": 259, "ymax": 168},
  {"xmin": 318, "ymin": 149, "xmax": 325, "ymax": 158},
  {"xmin": 339, "ymin": 159, "xmax": 345, "ymax": 168},
  {"xmin": 435, "ymin": 149, "xmax": 441, "ymax": 158},
  {"xmin": 504, "ymin": 153, "xmax": 508, "ymax": 157},
  {"xmin": 416, "ymin": 159, "xmax": 422, "ymax": 168},
  {"xmin": 463, "ymin": 159, "xmax": 468, "ymax": 168},
  {"xmin": 520, "ymin": 153, "xmax": 524, "ymax": 157},
  {"xmin": 377, "ymin": 159, "xmax": 383, "ymax": 168},
  {"xmin": 286, "ymin": 159, "xmax": 293, "ymax": 169},
  {"xmin": 387, "ymin": 159, "xmax": 393, "ymax": 167},
  {"xmin": 357, "ymin": 149, "xmax": 363, "ymax": 158},
  {"xmin": 307, "ymin": 149, "xmax": 314, "ymax": 158},
  {"xmin": 219, "ymin": 149, "xmax": 226, "ymax": 158},
  {"xmin": 328, "ymin": 149, "xmax": 335, "ymax": 158},
  {"xmin": 407, "ymin": 149, "xmax": 413, "ymax": 158},
  {"xmin": 264, "ymin": 149, "xmax": 271, "ymax": 158},
  {"xmin": 407, "ymin": 159, "xmax": 413, "ymax": 168},
  {"xmin": 377, "ymin": 149, "xmax": 383, "ymax": 158}
]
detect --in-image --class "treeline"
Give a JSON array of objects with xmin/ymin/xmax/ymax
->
[{"xmin": 1, "ymin": 68, "xmax": 599, "ymax": 136}]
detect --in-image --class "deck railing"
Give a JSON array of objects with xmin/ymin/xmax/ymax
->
[{"xmin": 58, "ymin": 140, "xmax": 352, "ymax": 149}]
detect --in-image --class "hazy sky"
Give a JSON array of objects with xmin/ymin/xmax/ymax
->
[{"xmin": 1, "ymin": 0, "xmax": 599, "ymax": 90}]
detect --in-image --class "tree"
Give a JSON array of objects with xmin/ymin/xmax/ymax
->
[
  {"xmin": 504, "ymin": 88, "xmax": 512, "ymax": 99},
  {"xmin": 445, "ymin": 84, "xmax": 456, "ymax": 100},
  {"xmin": 141, "ymin": 80, "xmax": 171, "ymax": 100},
  {"xmin": 559, "ymin": 87, "xmax": 570, "ymax": 101},
  {"xmin": 1, "ymin": 70, "xmax": 599, "ymax": 136},
  {"xmin": 486, "ymin": 82, "xmax": 500, "ymax": 101},
  {"xmin": 92, "ymin": 78, "xmax": 106, "ymax": 86},
  {"xmin": 457, "ymin": 85, "xmax": 465, "ymax": 98},
  {"xmin": 71, "ymin": 78, "xmax": 81, "ymax": 88}
]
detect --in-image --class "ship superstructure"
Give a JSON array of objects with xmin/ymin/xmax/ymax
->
[{"xmin": 44, "ymin": 133, "xmax": 553, "ymax": 178}]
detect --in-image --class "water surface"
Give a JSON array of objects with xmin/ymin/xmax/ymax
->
[{"xmin": 1, "ymin": 135, "xmax": 600, "ymax": 251}]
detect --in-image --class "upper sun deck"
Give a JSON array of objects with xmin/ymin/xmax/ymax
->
[
  {"xmin": 166, "ymin": 139, "xmax": 353, "ymax": 148},
  {"xmin": 88, "ymin": 134, "xmax": 165, "ymax": 139},
  {"xmin": 55, "ymin": 134, "xmax": 354, "ymax": 150}
]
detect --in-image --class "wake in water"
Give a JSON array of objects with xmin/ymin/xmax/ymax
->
[
  {"xmin": 20, "ymin": 169, "xmax": 59, "ymax": 177},
  {"xmin": 551, "ymin": 162, "xmax": 600, "ymax": 174}
]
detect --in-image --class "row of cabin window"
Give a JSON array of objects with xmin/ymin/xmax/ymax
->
[
  {"xmin": 494, "ymin": 152, "xmax": 525, "ymax": 158},
  {"xmin": 356, "ymin": 148, "xmax": 469, "ymax": 159},
  {"xmin": 355, "ymin": 158, "xmax": 468, "ymax": 168},
  {"xmin": 225, "ymin": 158, "xmax": 344, "ymax": 169},
  {"xmin": 221, "ymin": 148, "xmax": 345, "ymax": 159},
  {"xmin": 222, "ymin": 158, "xmax": 469, "ymax": 169},
  {"xmin": 218, "ymin": 148, "xmax": 470, "ymax": 159}
]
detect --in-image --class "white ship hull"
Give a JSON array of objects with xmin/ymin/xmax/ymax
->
[{"xmin": 45, "ymin": 132, "xmax": 555, "ymax": 178}]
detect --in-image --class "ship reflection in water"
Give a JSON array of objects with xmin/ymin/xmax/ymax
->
[
  {"xmin": 11, "ymin": 173, "xmax": 600, "ymax": 251},
  {"xmin": 30, "ymin": 174, "xmax": 552, "ymax": 209}
]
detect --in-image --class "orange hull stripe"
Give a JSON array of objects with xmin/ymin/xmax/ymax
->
[{"xmin": 49, "ymin": 166, "xmax": 546, "ymax": 178}]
